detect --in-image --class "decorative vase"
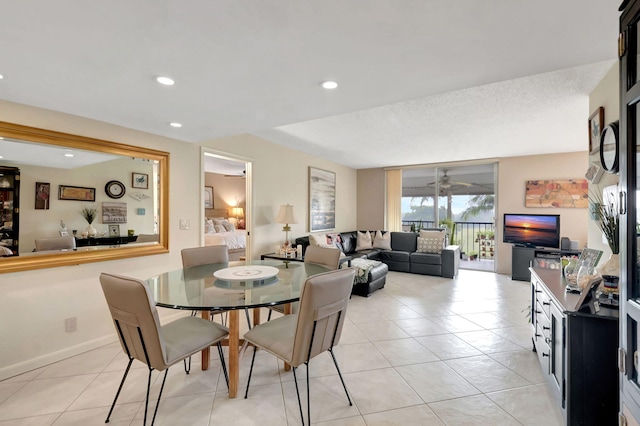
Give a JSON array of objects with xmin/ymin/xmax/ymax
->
[
  {"xmin": 564, "ymin": 258, "xmax": 579, "ymax": 290},
  {"xmin": 86, "ymin": 223, "xmax": 97, "ymax": 237},
  {"xmin": 599, "ymin": 253, "xmax": 620, "ymax": 278}
]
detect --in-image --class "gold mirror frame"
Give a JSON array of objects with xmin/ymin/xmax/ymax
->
[{"xmin": 0, "ymin": 121, "xmax": 169, "ymax": 273}]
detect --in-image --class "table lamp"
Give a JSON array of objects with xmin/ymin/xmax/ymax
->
[
  {"xmin": 231, "ymin": 206, "xmax": 244, "ymax": 228},
  {"xmin": 275, "ymin": 204, "xmax": 296, "ymax": 248}
]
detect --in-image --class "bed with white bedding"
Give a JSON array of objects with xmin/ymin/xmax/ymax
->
[{"xmin": 204, "ymin": 214, "xmax": 246, "ymax": 260}]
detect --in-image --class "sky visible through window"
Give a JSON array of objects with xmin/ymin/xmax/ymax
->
[{"xmin": 402, "ymin": 195, "xmax": 473, "ymax": 219}]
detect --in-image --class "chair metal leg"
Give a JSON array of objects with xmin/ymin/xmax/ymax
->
[
  {"xmin": 243, "ymin": 346, "xmax": 258, "ymax": 399},
  {"xmin": 147, "ymin": 368, "xmax": 169, "ymax": 426},
  {"xmin": 183, "ymin": 356, "xmax": 191, "ymax": 374},
  {"xmin": 245, "ymin": 308, "xmax": 252, "ymax": 329},
  {"xmin": 105, "ymin": 357, "xmax": 133, "ymax": 423},
  {"xmin": 328, "ymin": 348, "xmax": 352, "ymax": 406},
  {"xmin": 292, "ymin": 366, "xmax": 305, "ymax": 426},
  {"xmin": 267, "ymin": 308, "xmax": 273, "ymax": 321},
  {"xmin": 217, "ymin": 342, "xmax": 229, "ymax": 388},
  {"xmin": 305, "ymin": 363, "xmax": 311, "ymax": 426}
]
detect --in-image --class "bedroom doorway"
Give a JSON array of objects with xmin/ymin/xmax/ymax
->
[{"xmin": 202, "ymin": 149, "xmax": 252, "ymax": 260}]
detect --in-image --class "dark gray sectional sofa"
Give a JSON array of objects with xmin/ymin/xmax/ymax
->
[{"xmin": 295, "ymin": 229, "xmax": 460, "ymax": 296}]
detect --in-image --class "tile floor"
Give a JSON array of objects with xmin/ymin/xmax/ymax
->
[{"xmin": 0, "ymin": 269, "xmax": 564, "ymax": 425}]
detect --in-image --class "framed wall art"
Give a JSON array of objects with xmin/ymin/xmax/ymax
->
[
  {"xmin": 525, "ymin": 179, "xmax": 589, "ymax": 208},
  {"xmin": 588, "ymin": 106, "xmax": 604, "ymax": 154},
  {"xmin": 132, "ymin": 172, "xmax": 149, "ymax": 189},
  {"xmin": 204, "ymin": 186, "xmax": 214, "ymax": 208},
  {"xmin": 58, "ymin": 185, "xmax": 96, "ymax": 202},
  {"xmin": 35, "ymin": 182, "xmax": 50, "ymax": 209},
  {"xmin": 309, "ymin": 167, "xmax": 336, "ymax": 232},
  {"xmin": 102, "ymin": 202, "xmax": 127, "ymax": 223}
]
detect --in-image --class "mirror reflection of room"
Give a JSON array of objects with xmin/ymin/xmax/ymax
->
[{"xmin": 0, "ymin": 137, "xmax": 160, "ymax": 256}]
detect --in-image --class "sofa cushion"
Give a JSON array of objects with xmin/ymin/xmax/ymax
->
[
  {"xmin": 378, "ymin": 249, "xmax": 410, "ymax": 262},
  {"xmin": 390, "ymin": 232, "xmax": 417, "ymax": 252},
  {"xmin": 356, "ymin": 231, "xmax": 373, "ymax": 251},
  {"xmin": 410, "ymin": 252, "xmax": 442, "ymax": 265},
  {"xmin": 372, "ymin": 230, "xmax": 391, "ymax": 250},
  {"xmin": 339, "ymin": 231, "xmax": 357, "ymax": 254}
]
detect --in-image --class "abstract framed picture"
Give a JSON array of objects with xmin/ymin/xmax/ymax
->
[
  {"xmin": 309, "ymin": 167, "xmax": 336, "ymax": 232},
  {"xmin": 588, "ymin": 106, "xmax": 604, "ymax": 154},
  {"xmin": 525, "ymin": 179, "xmax": 589, "ymax": 208},
  {"xmin": 108, "ymin": 224, "xmax": 120, "ymax": 237},
  {"xmin": 58, "ymin": 185, "xmax": 96, "ymax": 202}
]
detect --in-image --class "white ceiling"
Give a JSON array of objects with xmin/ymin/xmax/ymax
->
[{"xmin": 0, "ymin": 1, "xmax": 620, "ymax": 170}]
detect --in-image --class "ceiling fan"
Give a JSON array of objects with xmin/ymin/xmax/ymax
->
[{"xmin": 437, "ymin": 170, "xmax": 473, "ymax": 189}]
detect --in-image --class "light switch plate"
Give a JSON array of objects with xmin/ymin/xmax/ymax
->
[{"xmin": 179, "ymin": 219, "xmax": 190, "ymax": 230}]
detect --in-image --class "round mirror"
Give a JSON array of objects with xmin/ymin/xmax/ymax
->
[{"xmin": 600, "ymin": 121, "xmax": 619, "ymax": 173}]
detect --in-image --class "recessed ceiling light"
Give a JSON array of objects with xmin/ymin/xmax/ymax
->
[
  {"xmin": 169, "ymin": 122, "xmax": 182, "ymax": 128},
  {"xmin": 0, "ymin": 155, "xmax": 3, "ymax": 159},
  {"xmin": 64, "ymin": 153, "xmax": 74, "ymax": 158},
  {"xmin": 0, "ymin": 75, "xmax": 4, "ymax": 80},
  {"xmin": 156, "ymin": 76, "xmax": 175, "ymax": 86},
  {"xmin": 321, "ymin": 81, "xmax": 338, "ymax": 89}
]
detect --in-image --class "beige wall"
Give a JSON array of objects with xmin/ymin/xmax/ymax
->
[
  {"xmin": 204, "ymin": 171, "xmax": 246, "ymax": 215},
  {"xmin": 587, "ymin": 62, "xmax": 619, "ymax": 258},
  {"xmin": 0, "ymin": 100, "xmax": 357, "ymax": 379},
  {"xmin": 200, "ymin": 134, "xmax": 358, "ymax": 257},
  {"xmin": 496, "ymin": 152, "xmax": 589, "ymax": 274}
]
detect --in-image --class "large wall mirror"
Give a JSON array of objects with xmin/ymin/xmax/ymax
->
[{"xmin": 0, "ymin": 121, "xmax": 169, "ymax": 273}]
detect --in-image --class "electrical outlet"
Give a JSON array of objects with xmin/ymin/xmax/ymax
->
[
  {"xmin": 179, "ymin": 219, "xmax": 190, "ymax": 230},
  {"xmin": 65, "ymin": 317, "xmax": 77, "ymax": 332}
]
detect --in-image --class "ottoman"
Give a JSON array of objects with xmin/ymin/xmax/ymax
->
[{"xmin": 343, "ymin": 258, "xmax": 389, "ymax": 297}]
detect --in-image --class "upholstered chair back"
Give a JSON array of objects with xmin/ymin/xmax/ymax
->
[
  {"xmin": 304, "ymin": 245, "xmax": 341, "ymax": 270},
  {"xmin": 181, "ymin": 245, "xmax": 229, "ymax": 268}
]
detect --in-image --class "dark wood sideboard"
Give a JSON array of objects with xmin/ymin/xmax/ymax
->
[{"xmin": 529, "ymin": 267, "xmax": 618, "ymax": 425}]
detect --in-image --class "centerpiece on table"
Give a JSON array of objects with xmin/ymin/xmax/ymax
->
[{"xmin": 80, "ymin": 206, "xmax": 98, "ymax": 237}]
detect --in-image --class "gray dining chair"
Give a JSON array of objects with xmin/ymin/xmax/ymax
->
[
  {"xmin": 100, "ymin": 272, "xmax": 229, "ymax": 426},
  {"xmin": 244, "ymin": 268, "xmax": 356, "ymax": 425},
  {"xmin": 34, "ymin": 236, "xmax": 76, "ymax": 251},
  {"xmin": 267, "ymin": 245, "xmax": 342, "ymax": 321},
  {"xmin": 181, "ymin": 245, "xmax": 252, "ymax": 328}
]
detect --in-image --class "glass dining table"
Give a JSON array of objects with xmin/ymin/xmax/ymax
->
[{"xmin": 145, "ymin": 259, "xmax": 329, "ymax": 398}]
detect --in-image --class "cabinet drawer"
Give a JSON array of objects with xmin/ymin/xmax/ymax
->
[
  {"xmin": 536, "ymin": 306, "xmax": 550, "ymax": 338},
  {"xmin": 535, "ymin": 323, "xmax": 550, "ymax": 373},
  {"xmin": 535, "ymin": 289, "xmax": 552, "ymax": 318}
]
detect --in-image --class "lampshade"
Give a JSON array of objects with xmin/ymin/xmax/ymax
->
[
  {"xmin": 275, "ymin": 204, "xmax": 296, "ymax": 224},
  {"xmin": 231, "ymin": 207, "xmax": 244, "ymax": 218}
]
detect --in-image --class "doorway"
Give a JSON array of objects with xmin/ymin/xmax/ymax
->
[
  {"xmin": 202, "ymin": 150, "xmax": 252, "ymax": 260},
  {"xmin": 401, "ymin": 163, "xmax": 496, "ymax": 271}
]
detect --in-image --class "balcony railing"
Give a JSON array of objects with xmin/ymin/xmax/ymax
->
[{"xmin": 401, "ymin": 220, "xmax": 495, "ymax": 260}]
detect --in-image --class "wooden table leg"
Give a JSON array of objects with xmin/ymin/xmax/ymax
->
[
  {"xmin": 228, "ymin": 309, "xmax": 239, "ymax": 398},
  {"xmin": 201, "ymin": 311, "xmax": 210, "ymax": 370}
]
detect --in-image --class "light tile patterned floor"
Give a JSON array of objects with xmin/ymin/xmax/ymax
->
[{"xmin": 0, "ymin": 270, "xmax": 564, "ymax": 425}]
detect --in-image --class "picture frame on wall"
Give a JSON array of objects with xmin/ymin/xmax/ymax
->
[
  {"xmin": 102, "ymin": 202, "xmax": 127, "ymax": 224},
  {"xmin": 309, "ymin": 167, "xmax": 336, "ymax": 232},
  {"xmin": 588, "ymin": 106, "xmax": 604, "ymax": 154},
  {"xmin": 204, "ymin": 186, "xmax": 214, "ymax": 208},
  {"xmin": 35, "ymin": 182, "xmax": 50, "ymax": 209},
  {"xmin": 58, "ymin": 185, "xmax": 96, "ymax": 202},
  {"xmin": 132, "ymin": 172, "xmax": 149, "ymax": 189}
]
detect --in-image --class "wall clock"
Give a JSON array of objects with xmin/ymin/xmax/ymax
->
[
  {"xmin": 105, "ymin": 180, "xmax": 126, "ymax": 199},
  {"xmin": 599, "ymin": 121, "xmax": 619, "ymax": 173}
]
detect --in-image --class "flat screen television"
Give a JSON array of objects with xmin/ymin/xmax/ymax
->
[{"xmin": 503, "ymin": 213, "xmax": 560, "ymax": 249}]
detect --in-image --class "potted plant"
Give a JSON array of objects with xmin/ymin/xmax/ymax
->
[
  {"xmin": 590, "ymin": 189, "xmax": 619, "ymax": 277},
  {"xmin": 468, "ymin": 251, "xmax": 478, "ymax": 260},
  {"xmin": 81, "ymin": 206, "xmax": 98, "ymax": 237}
]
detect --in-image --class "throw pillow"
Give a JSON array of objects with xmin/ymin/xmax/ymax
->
[
  {"xmin": 372, "ymin": 230, "xmax": 391, "ymax": 250},
  {"xmin": 417, "ymin": 236, "xmax": 444, "ymax": 254},
  {"xmin": 214, "ymin": 224, "xmax": 226, "ymax": 233},
  {"xmin": 205, "ymin": 219, "xmax": 215, "ymax": 234},
  {"xmin": 310, "ymin": 233, "xmax": 333, "ymax": 248},
  {"xmin": 222, "ymin": 220, "xmax": 235, "ymax": 232},
  {"xmin": 356, "ymin": 230, "xmax": 373, "ymax": 251}
]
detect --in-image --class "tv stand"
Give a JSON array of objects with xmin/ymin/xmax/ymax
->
[{"xmin": 511, "ymin": 245, "xmax": 581, "ymax": 281}]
